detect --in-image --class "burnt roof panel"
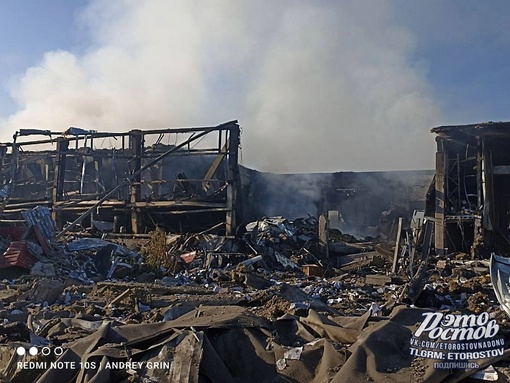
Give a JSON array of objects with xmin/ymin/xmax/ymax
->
[{"xmin": 431, "ymin": 121, "xmax": 510, "ymax": 137}]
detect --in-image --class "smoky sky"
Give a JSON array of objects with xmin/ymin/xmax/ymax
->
[{"xmin": 0, "ymin": 0, "xmax": 442, "ymax": 173}]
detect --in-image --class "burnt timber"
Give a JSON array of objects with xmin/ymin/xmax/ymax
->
[{"xmin": 0, "ymin": 121, "xmax": 240, "ymax": 237}]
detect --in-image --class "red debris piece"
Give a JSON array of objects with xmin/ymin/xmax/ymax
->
[{"xmin": 0, "ymin": 241, "xmax": 37, "ymax": 269}]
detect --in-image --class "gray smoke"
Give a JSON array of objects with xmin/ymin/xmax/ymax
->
[{"xmin": 0, "ymin": 0, "xmax": 442, "ymax": 173}]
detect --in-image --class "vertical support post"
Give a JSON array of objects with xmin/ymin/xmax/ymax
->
[
  {"xmin": 408, "ymin": 231, "xmax": 415, "ymax": 277},
  {"xmin": 434, "ymin": 138, "xmax": 446, "ymax": 255},
  {"xmin": 472, "ymin": 136, "xmax": 484, "ymax": 257},
  {"xmin": 392, "ymin": 217, "xmax": 403, "ymax": 273},
  {"xmin": 0, "ymin": 145, "xmax": 6, "ymax": 173},
  {"xmin": 94, "ymin": 159, "xmax": 100, "ymax": 195},
  {"xmin": 129, "ymin": 130, "xmax": 143, "ymax": 234},
  {"xmin": 481, "ymin": 137, "xmax": 494, "ymax": 232},
  {"xmin": 10, "ymin": 143, "xmax": 19, "ymax": 184},
  {"xmin": 0, "ymin": 144, "xmax": 13, "ymax": 217},
  {"xmin": 319, "ymin": 214, "xmax": 329, "ymax": 257},
  {"xmin": 457, "ymin": 153, "xmax": 461, "ymax": 210},
  {"xmin": 225, "ymin": 124, "xmax": 240, "ymax": 236},
  {"xmin": 476, "ymin": 136, "xmax": 482, "ymax": 210},
  {"xmin": 52, "ymin": 138, "xmax": 69, "ymax": 228}
]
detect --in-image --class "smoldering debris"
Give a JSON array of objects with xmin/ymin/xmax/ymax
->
[{"xmin": 0, "ymin": 211, "xmax": 508, "ymax": 382}]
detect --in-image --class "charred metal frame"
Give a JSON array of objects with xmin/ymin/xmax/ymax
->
[
  {"xmin": 0, "ymin": 121, "xmax": 240, "ymax": 237},
  {"xmin": 432, "ymin": 121, "xmax": 510, "ymax": 256}
]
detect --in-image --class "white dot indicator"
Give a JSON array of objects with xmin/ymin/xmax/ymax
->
[
  {"xmin": 16, "ymin": 347, "xmax": 25, "ymax": 356},
  {"xmin": 29, "ymin": 347, "xmax": 38, "ymax": 356},
  {"xmin": 42, "ymin": 347, "xmax": 51, "ymax": 356},
  {"xmin": 54, "ymin": 347, "xmax": 64, "ymax": 356}
]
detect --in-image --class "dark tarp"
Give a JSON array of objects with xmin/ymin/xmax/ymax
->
[{"xmin": 24, "ymin": 305, "xmax": 510, "ymax": 383}]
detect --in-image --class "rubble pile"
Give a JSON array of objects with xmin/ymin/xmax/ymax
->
[{"xmin": 0, "ymin": 212, "xmax": 509, "ymax": 382}]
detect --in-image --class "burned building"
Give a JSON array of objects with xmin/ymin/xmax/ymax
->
[
  {"xmin": 432, "ymin": 121, "xmax": 510, "ymax": 256},
  {"xmin": 0, "ymin": 121, "xmax": 240, "ymax": 237},
  {"xmin": 0, "ymin": 119, "xmax": 434, "ymax": 242}
]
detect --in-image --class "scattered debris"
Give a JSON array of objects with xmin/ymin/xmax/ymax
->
[
  {"xmin": 1, "ymin": 121, "xmax": 510, "ymax": 381},
  {"xmin": 0, "ymin": 207, "xmax": 504, "ymax": 382}
]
